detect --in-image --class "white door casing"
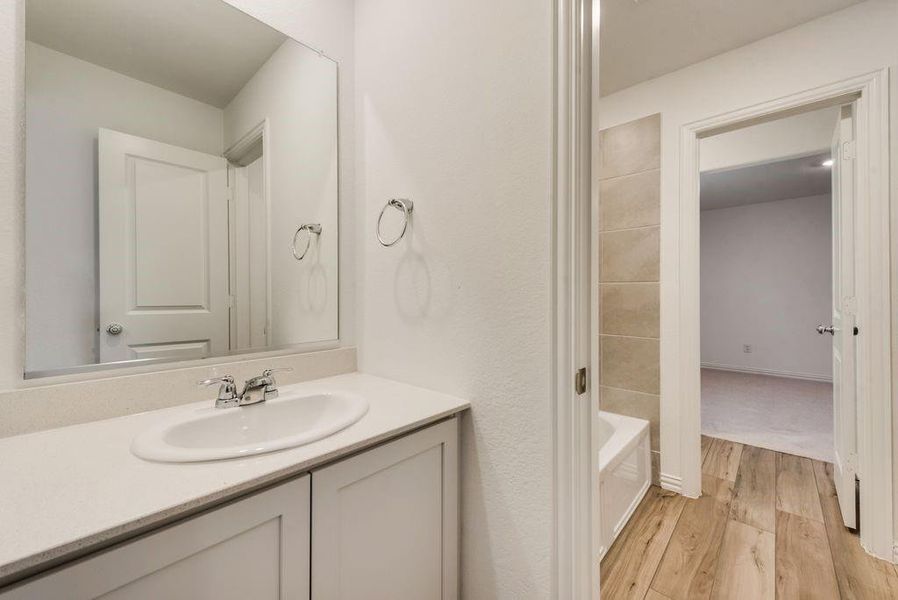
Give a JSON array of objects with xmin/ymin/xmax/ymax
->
[
  {"xmin": 99, "ymin": 129, "xmax": 230, "ymax": 363},
  {"xmin": 230, "ymin": 155, "xmax": 269, "ymax": 351},
  {"xmin": 831, "ymin": 104, "xmax": 858, "ymax": 529}
]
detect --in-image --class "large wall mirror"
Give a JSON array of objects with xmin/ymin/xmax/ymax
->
[{"xmin": 25, "ymin": 0, "xmax": 339, "ymax": 377}]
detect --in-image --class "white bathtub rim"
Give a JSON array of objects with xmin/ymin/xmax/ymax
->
[{"xmin": 598, "ymin": 411, "xmax": 650, "ymax": 475}]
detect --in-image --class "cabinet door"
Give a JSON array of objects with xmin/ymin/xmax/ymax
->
[
  {"xmin": 311, "ymin": 418, "xmax": 458, "ymax": 600},
  {"xmin": 2, "ymin": 476, "xmax": 310, "ymax": 600}
]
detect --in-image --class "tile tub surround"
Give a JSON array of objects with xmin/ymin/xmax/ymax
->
[
  {"xmin": 0, "ymin": 372, "xmax": 470, "ymax": 586},
  {"xmin": 598, "ymin": 114, "xmax": 661, "ymax": 481},
  {"xmin": 0, "ymin": 347, "xmax": 357, "ymax": 439}
]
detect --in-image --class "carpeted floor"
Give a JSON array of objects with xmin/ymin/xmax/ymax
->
[{"xmin": 701, "ymin": 368, "xmax": 833, "ymax": 462}]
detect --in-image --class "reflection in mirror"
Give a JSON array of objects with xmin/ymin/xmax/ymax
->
[{"xmin": 25, "ymin": 0, "xmax": 339, "ymax": 377}]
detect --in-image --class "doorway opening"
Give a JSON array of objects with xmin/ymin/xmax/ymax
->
[
  {"xmin": 673, "ymin": 70, "xmax": 892, "ymax": 559},
  {"xmin": 699, "ymin": 105, "xmax": 841, "ymax": 460},
  {"xmin": 225, "ymin": 120, "xmax": 271, "ymax": 353}
]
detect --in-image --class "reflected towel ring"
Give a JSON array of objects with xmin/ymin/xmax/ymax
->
[
  {"xmin": 377, "ymin": 198, "xmax": 414, "ymax": 247},
  {"xmin": 292, "ymin": 223, "xmax": 322, "ymax": 260}
]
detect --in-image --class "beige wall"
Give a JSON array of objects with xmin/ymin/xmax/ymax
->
[{"xmin": 598, "ymin": 114, "xmax": 662, "ymax": 481}]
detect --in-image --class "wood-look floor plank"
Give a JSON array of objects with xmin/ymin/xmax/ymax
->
[
  {"xmin": 775, "ymin": 453, "xmax": 823, "ymax": 522},
  {"xmin": 650, "ymin": 475, "xmax": 733, "ymax": 599},
  {"xmin": 775, "ymin": 510, "xmax": 839, "ymax": 599},
  {"xmin": 700, "ymin": 435, "xmax": 712, "ymax": 464},
  {"xmin": 813, "ymin": 460, "xmax": 898, "ymax": 599},
  {"xmin": 702, "ymin": 438, "xmax": 742, "ymax": 482},
  {"xmin": 600, "ymin": 441, "xmax": 898, "ymax": 600},
  {"xmin": 710, "ymin": 520, "xmax": 775, "ymax": 599},
  {"xmin": 601, "ymin": 486, "xmax": 687, "ymax": 600},
  {"xmin": 730, "ymin": 445, "xmax": 776, "ymax": 532}
]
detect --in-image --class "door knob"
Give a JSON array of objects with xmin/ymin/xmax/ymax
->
[
  {"xmin": 106, "ymin": 323, "xmax": 124, "ymax": 335},
  {"xmin": 817, "ymin": 325, "xmax": 835, "ymax": 335}
]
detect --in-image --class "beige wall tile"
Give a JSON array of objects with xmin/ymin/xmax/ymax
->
[
  {"xmin": 600, "ymin": 335, "xmax": 660, "ymax": 395},
  {"xmin": 599, "ymin": 169, "xmax": 660, "ymax": 231},
  {"xmin": 600, "ymin": 283, "xmax": 659, "ymax": 338},
  {"xmin": 598, "ymin": 114, "xmax": 661, "ymax": 179},
  {"xmin": 600, "ymin": 386, "xmax": 660, "ymax": 451},
  {"xmin": 600, "ymin": 227, "xmax": 660, "ymax": 282}
]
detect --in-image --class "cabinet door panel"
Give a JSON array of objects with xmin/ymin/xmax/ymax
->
[
  {"xmin": 312, "ymin": 419, "xmax": 458, "ymax": 600},
  {"xmin": 2, "ymin": 476, "xmax": 310, "ymax": 600}
]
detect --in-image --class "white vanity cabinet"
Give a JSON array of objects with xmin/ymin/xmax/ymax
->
[
  {"xmin": 0, "ymin": 418, "xmax": 459, "ymax": 600},
  {"xmin": 311, "ymin": 418, "xmax": 458, "ymax": 600},
  {"xmin": 1, "ymin": 476, "xmax": 311, "ymax": 600}
]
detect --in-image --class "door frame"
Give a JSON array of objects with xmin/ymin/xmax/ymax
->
[
  {"xmin": 676, "ymin": 68, "xmax": 893, "ymax": 559},
  {"xmin": 552, "ymin": 0, "xmax": 598, "ymax": 597},
  {"xmin": 224, "ymin": 119, "xmax": 272, "ymax": 351}
]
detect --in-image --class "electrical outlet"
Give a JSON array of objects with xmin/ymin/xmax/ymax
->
[{"xmin": 743, "ymin": 344, "xmax": 752, "ymax": 353}]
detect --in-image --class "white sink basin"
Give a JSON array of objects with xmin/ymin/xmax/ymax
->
[{"xmin": 131, "ymin": 391, "xmax": 369, "ymax": 463}]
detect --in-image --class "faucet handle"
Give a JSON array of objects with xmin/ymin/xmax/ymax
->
[
  {"xmin": 198, "ymin": 375, "xmax": 238, "ymax": 407},
  {"xmin": 261, "ymin": 367, "xmax": 293, "ymax": 377}
]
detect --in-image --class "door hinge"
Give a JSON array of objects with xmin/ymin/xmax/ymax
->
[
  {"xmin": 575, "ymin": 367, "xmax": 587, "ymax": 395},
  {"xmin": 842, "ymin": 139, "xmax": 856, "ymax": 161}
]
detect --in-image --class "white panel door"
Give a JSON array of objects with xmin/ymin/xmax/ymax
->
[
  {"xmin": 99, "ymin": 129, "xmax": 230, "ymax": 363},
  {"xmin": 311, "ymin": 419, "xmax": 459, "ymax": 600},
  {"xmin": 830, "ymin": 105, "xmax": 858, "ymax": 529},
  {"xmin": 1, "ymin": 476, "xmax": 311, "ymax": 600}
]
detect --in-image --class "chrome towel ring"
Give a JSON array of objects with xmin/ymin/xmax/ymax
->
[
  {"xmin": 291, "ymin": 223, "xmax": 322, "ymax": 260},
  {"xmin": 377, "ymin": 198, "xmax": 414, "ymax": 247}
]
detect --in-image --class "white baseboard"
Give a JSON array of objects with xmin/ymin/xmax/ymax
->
[
  {"xmin": 659, "ymin": 473, "xmax": 682, "ymax": 494},
  {"xmin": 701, "ymin": 361, "xmax": 833, "ymax": 383}
]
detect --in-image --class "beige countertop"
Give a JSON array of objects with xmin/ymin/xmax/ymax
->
[{"xmin": 0, "ymin": 373, "xmax": 469, "ymax": 587}]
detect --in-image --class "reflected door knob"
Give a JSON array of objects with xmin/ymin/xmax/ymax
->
[
  {"xmin": 817, "ymin": 325, "xmax": 835, "ymax": 335},
  {"xmin": 106, "ymin": 323, "xmax": 124, "ymax": 335}
]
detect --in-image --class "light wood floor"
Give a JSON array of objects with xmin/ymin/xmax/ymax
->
[{"xmin": 600, "ymin": 436, "xmax": 898, "ymax": 599}]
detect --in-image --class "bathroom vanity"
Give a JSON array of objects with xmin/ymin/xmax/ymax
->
[{"xmin": 0, "ymin": 374, "xmax": 468, "ymax": 599}]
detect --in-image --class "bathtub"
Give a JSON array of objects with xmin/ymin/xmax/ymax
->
[{"xmin": 598, "ymin": 411, "xmax": 651, "ymax": 559}]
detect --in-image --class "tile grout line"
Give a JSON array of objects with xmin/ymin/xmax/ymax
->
[
  {"xmin": 596, "ymin": 167, "xmax": 660, "ymax": 184},
  {"xmin": 599, "ymin": 223, "xmax": 661, "ymax": 234},
  {"xmin": 599, "ymin": 333, "xmax": 660, "ymax": 341}
]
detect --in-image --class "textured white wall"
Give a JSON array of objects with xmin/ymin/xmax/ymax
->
[
  {"xmin": 25, "ymin": 42, "xmax": 224, "ymax": 372},
  {"xmin": 701, "ymin": 194, "xmax": 833, "ymax": 379},
  {"xmin": 597, "ymin": 0, "xmax": 898, "ymax": 536},
  {"xmin": 224, "ymin": 41, "xmax": 339, "ymax": 346},
  {"xmin": 354, "ymin": 0, "xmax": 554, "ymax": 597}
]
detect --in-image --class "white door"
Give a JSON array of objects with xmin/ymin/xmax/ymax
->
[
  {"xmin": 830, "ymin": 104, "xmax": 858, "ymax": 529},
  {"xmin": 0, "ymin": 476, "xmax": 311, "ymax": 599},
  {"xmin": 99, "ymin": 129, "xmax": 230, "ymax": 363}
]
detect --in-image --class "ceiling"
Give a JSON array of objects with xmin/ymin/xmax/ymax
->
[
  {"xmin": 599, "ymin": 0, "xmax": 866, "ymax": 96},
  {"xmin": 700, "ymin": 153, "xmax": 831, "ymax": 211},
  {"xmin": 26, "ymin": 0, "xmax": 287, "ymax": 108}
]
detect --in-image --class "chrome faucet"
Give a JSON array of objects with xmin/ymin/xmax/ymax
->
[{"xmin": 199, "ymin": 368, "xmax": 293, "ymax": 409}]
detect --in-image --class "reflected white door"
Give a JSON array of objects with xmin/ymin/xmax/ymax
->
[
  {"xmin": 831, "ymin": 105, "xmax": 858, "ymax": 529},
  {"xmin": 99, "ymin": 129, "xmax": 230, "ymax": 363}
]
